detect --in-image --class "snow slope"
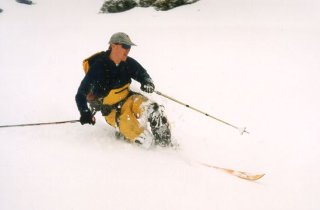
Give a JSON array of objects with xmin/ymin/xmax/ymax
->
[{"xmin": 1, "ymin": 0, "xmax": 320, "ymax": 209}]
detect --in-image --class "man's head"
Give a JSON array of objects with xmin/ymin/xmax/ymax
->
[{"xmin": 109, "ymin": 32, "xmax": 136, "ymax": 63}]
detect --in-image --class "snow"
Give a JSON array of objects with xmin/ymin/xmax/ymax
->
[{"xmin": 1, "ymin": 0, "xmax": 320, "ymax": 209}]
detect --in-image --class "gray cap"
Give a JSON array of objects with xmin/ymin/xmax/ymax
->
[{"xmin": 108, "ymin": 32, "xmax": 136, "ymax": 46}]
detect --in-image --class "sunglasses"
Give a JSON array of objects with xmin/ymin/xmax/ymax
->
[{"xmin": 116, "ymin": 43, "xmax": 131, "ymax": 50}]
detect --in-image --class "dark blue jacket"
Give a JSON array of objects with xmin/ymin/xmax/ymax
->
[{"xmin": 75, "ymin": 50, "xmax": 152, "ymax": 113}]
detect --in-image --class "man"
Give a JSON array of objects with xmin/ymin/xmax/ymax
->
[{"xmin": 75, "ymin": 32, "xmax": 171, "ymax": 148}]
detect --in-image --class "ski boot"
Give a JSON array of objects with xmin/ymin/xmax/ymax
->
[
  {"xmin": 115, "ymin": 129, "xmax": 154, "ymax": 149},
  {"xmin": 134, "ymin": 130, "xmax": 154, "ymax": 149}
]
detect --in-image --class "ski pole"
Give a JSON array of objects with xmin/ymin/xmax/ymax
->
[
  {"xmin": 0, "ymin": 120, "xmax": 80, "ymax": 128},
  {"xmin": 155, "ymin": 90, "xmax": 249, "ymax": 135}
]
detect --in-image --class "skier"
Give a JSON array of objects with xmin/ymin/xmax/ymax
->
[{"xmin": 75, "ymin": 32, "xmax": 171, "ymax": 148}]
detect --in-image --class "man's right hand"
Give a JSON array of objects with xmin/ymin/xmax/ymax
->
[
  {"xmin": 140, "ymin": 80, "xmax": 155, "ymax": 93},
  {"xmin": 80, "ymin": 110, "xmax": 96, "ymax": 125}
]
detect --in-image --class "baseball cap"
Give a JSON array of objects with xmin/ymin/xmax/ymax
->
[{"xmin": 109, "ymin": 32, "xmax": 136, "ymax": 46}]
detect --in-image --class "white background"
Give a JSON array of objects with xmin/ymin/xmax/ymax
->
[{"xmin": 1, "ymin": 0, "xmax": 320, "ymax": 209}]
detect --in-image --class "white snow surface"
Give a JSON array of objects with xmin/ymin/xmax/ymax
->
[{"xmin": 1, "ymin": 0, "xmax": 320, "ymax": 209}]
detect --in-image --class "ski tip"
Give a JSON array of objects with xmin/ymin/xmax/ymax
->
[
  {"xmin": 232, "ymin": 170, "xmax": 265, "ymax": 181},
  {"xmin": 244, "ymin": 173, "xmax": 265, "ymax": 181}
]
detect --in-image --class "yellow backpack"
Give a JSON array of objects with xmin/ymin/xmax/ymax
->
[{"xmin": 82, "ymin": 51, "xmax": 105, "ymax": 74}]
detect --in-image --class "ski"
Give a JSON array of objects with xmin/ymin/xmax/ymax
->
[{"xmin": 199, "ymin": 162, "xmax": 265, "ymax": 181}]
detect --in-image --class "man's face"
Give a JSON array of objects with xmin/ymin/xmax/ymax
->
[{"xmin": 112, "ymin": 43, "xmax": 131, "ymax": 62}]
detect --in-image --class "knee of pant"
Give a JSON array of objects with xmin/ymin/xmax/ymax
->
[
  {"xmin": 119, "ymin": 115, "xmax": 144, "ymax": 141},
  {"xmin": 104, "ymin": 109, "xmax": 117, "ymax": 127},
  {"xmin": 131, "ymin": 95, "xmax": 148, "ymax": 117}
]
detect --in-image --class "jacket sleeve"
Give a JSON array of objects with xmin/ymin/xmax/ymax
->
[
  {"xmin": 127, "ymin": 57, "xmax": 153, "ymax": 84},
  {"xmin": 76, "ymin": 53, "xmax": 110, "ymax": 113},
  {"xmin": 75, "ymin": 73, "xmax": 93, "ymax": 113}
]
